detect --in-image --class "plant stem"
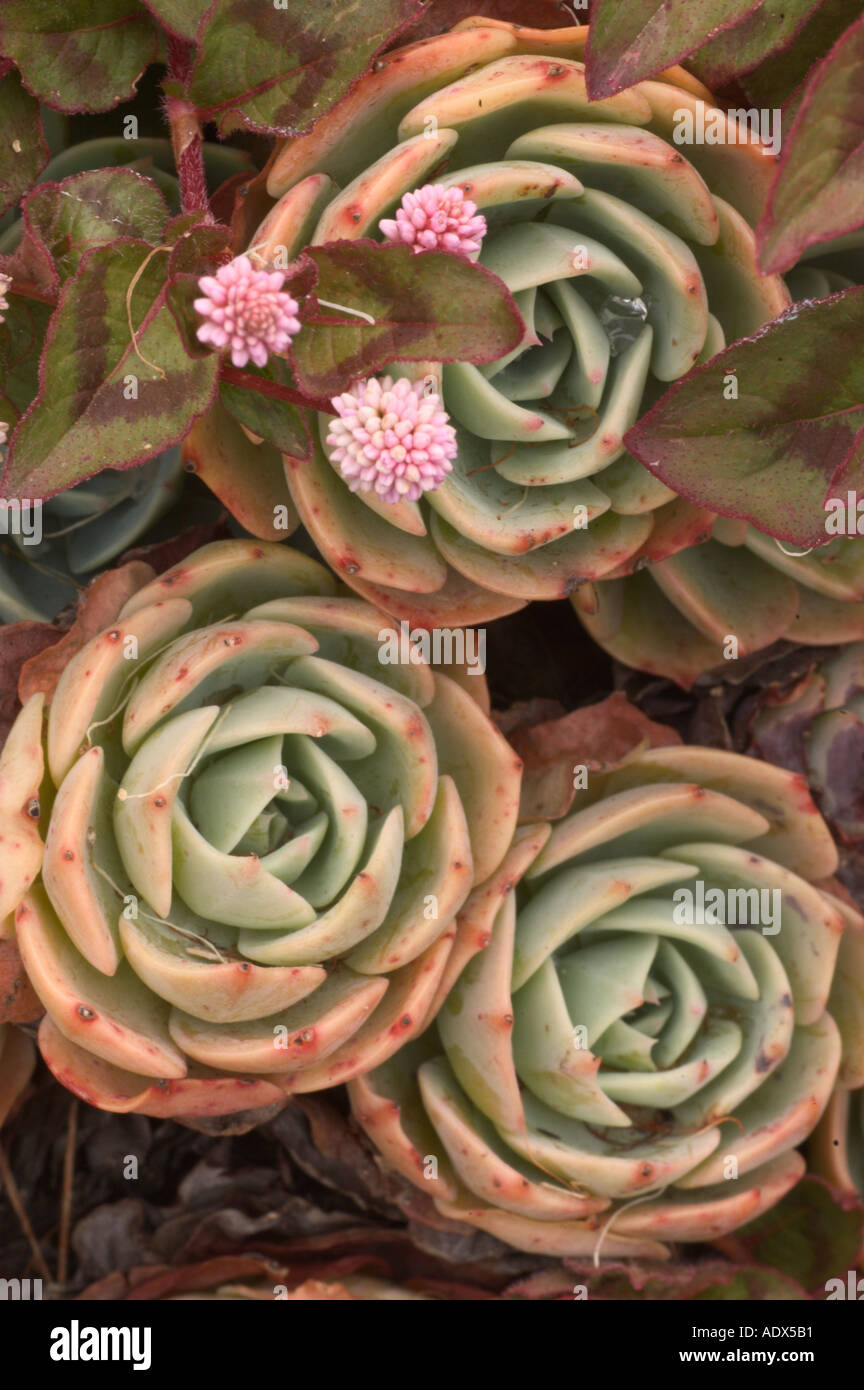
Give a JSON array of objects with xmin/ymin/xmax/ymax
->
[
  {"xmin": 0, "ymin": 1139, "xmax": 53, "ymax": 1284},
  {"xmin": 166, "ymin": 36, "xmax": 211, "ymax": 221},
  {"xmin": 56, "ymin": 1098, "xmax": 78, "ymax": 1287}
]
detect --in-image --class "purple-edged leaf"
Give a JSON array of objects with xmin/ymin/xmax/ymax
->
[
  {"xmin": 140, "ymin": 0, "xmax": 210, "ymax": 42},
  {"xmin": 728, "ymin": 1176, "xmax": 864, "ymax": 1295},
  {"xmin": 689, "ymin": 0, "xmax": 825, "ymax": 88},
  {"xmin": 0, "ymin": 1, "xmax": 160, "ymax": 115},
  {"xmin": 0, "ymin": 67, "xmax": 48, "ymax": 216},
  {"xmin": 163, "ymin": 219, "xmax": 233, "ymax": 355},
  {"xmin": 625, "ymin": 289, "xmax": 864, "ymax": 547},
  {"xmin": 3, "ymin": 240, "xmax": 219, "ymax": 499},
  {"xmin": 24, "ymin": 168, "xmax": 169, "ymax": 283},
  {"xmin": 188, "ymin": 0, "xmax": 423, "ymax": 136},
  {"xmin": 397, "ymin": 0, "xmax": 573, "ymax": 44},
  {"xmin": 742, "ymin": 0, "xmax": 861, "ymax": 111},
  {"xmin": 0, "ymin": 223, "xmax": 57, "ymax": 299},
  {"xmin": 757, "ymin": 15, "xmax": 864, "ymax": 274},
  {"xmin": 0, "ymin": 293, "xmax": 53, "ymax": 423},
  {"xmin": 220, "ymin": 358, "xmax": 312, "ymax": 460},
  {"xmin": 166, "ymin": 219, "xmax": 232, "ymax": 271},
  {"xmin": 291, "ymin": 241, "xmax": 524, "ymax": 399},
  {"xmin": 585, "ymin": 0, "xmax": 761, "ymax": 100}
]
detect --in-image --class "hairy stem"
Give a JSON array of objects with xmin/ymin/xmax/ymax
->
[{"xmin": 166, "ymin": 36, "xmax": 211, "ymax": 221}]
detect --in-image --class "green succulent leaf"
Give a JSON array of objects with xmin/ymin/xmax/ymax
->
[
  {"xmin": 291, "ymin": 241, "xmax": 525, "ymax": 398},
  {"xmin": 625, "ymin": 288, "xmax": 864, "ymax": 547},
  {"xmin": 757, "ymin": 14, "xmax": 864, "ymax": 274},
  {"xmin": 3, "ymin": 239, "xmax": 219, "ymax": 499},
  {"xmin": 585, "ymin": 0, "xmax": 762, "ymax": 99},
  {"xmin": 0, "ymin": 66, "xmax": 49, "ymax": 217},
  {"xmin": 0, "ymin": 0, "xmax": 160, "ymax": 115},
  {"xmin": 188, "ymin": 0, "xmax": 425, "ymax": 136},
  {"xmin": 24, "ymin": 168, "xmax": 169, "ymax": 283}
]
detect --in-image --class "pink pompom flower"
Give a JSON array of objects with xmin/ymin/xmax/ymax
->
[
  {"xmin": 327, "ymin": 376, "xmax": 457, "ymax": 505},
  {"xmin": 0, "ymin": 273, "xmax": 11, "ymax": 325},
  {"xmin": 194, "ymin": 255, "xmax": 300, "ymax": 369},
  {"xmin": 379, "ymin": 184, "xmax": 487, "ymax": 257}
]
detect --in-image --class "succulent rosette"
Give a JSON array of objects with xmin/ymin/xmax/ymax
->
[
  {"xmin": 748, "ymin": 642, "xmax": 864, "ymax": 847},
  {"xmin": 807, "ymin": 878, "xmax": 864, "ymax": 1211},
  {"xmin": 350, "ymin": 745, "xmax": 864, "ymax": 1257},
  {"xmin": 811, "ymin": 1088, "xmax": 864, "ymax": 1205},
  {"xmin": 0, "ymin": 539, "xmax": 520, "ymax": 1118},
  {"xmin": 0, "ymin": 451, "xmax": 184, "ymax": 623},
  {"xmin": 250, "ymin": 16, "xmax": 864, "ymax": 666}
]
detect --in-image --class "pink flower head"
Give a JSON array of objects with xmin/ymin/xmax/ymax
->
[
  {"xmin": 379, "ymin": 184, "xmax": 487, "ymax": 257},
  {"xmin": 0, "ymin": 272, "xmax": 11, "ymax": 325},
  {"xmin": 194, "ymin": 255, "xmax": 300, "ymax": 368},
  {"xmin": 327, "ymin": 376, "xmax": 457, "ymax": 505}
]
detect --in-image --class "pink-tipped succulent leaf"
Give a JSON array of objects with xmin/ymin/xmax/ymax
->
[
  {"xmin": 0, "ymin": 540, "xmax": 521, "ymax": 1119},
  {"xmin": 241, "ymin": 20, "xmax": 864, "ymax": 677},
  {"xmin": 350, "ymin": 743, "xmax": 864, "ymax": 1257}
]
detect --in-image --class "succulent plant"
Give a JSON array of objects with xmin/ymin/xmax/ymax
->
[
  {"xmin": 0, "ymin": 133, "xmax": 261, "ymax": 623},
  {"xmin": 0, "ymin": 539, "xmax": 520, "ymax": 1119},
  {"xmin": 0, "ymin": 451, "xmax": 185, "ymax": 623},
  {"xmin": 349, "ymin": 745, "xmax": 864, "ymax": 1257},
  {"xmin": 748, "ymin": 643, "xmax": 864, "ymax": 847},
  {"xmin": 811, "ymin": 1087, "xmax": 864, "ymax": 1205},
  {"xmin": 250, "ymin": 16, "xmax": 864, "ymax": 675}
]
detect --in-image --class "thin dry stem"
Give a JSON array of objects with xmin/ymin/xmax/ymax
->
[
  {"xmin": 56, "ymin": 1099, "xmax": 78, "ymax": 1286},
  {"xmin": 0, "ymin": 1139, "xmax": 53, "ymax": 1284}
]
